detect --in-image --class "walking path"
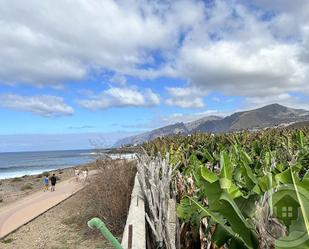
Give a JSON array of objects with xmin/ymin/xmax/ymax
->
[{"xmin": 0, "ymin": 176, "xmax": 87, "ymax": 239}]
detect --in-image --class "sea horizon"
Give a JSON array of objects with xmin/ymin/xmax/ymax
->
[
  {"xmin": 0, "ymin": 149, "xmax": 100, "ymax": 180},
  {"xmin": 0, "ymin": 147, "xmax": 108, "ymax": 154}
]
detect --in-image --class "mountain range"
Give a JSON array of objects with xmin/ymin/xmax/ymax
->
[{"xmin": 115, "ymin": 104, "xmax": 309, "ymax": 146}]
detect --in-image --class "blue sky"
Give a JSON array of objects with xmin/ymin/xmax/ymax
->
[{"xmin": 0, "ymin": 0, "xmax": 309, "ymax": 151}]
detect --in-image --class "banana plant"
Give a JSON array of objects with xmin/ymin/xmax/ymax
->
[
  {"xmin": 142, "ymin": 127, "xmax": 309, "ymax": 248},
  {"xmin": 274, "ymin": 163, "xmax": 309, "ymax": 249},
  {"xmin": 177, "ymin": 150, "xmax": 260, "ymax": 249}
]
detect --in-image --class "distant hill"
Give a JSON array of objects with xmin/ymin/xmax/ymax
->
[
  {"xmin": 184, "ymin": 115, "xmax": 223, "ymax": 130},
  {"xmin": 115, "ymin": 104, "xmax": 309, "ymax": 146},
  {"xmin": 114, "ymin": 122, "xmax": 189, "ymax": 147},
  {"xmin": 193, "ymin": 103, "xmax": 309, "ymax": 133}
]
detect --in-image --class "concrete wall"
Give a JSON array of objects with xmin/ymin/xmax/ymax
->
[
  {"xmin": 121, "ymin": 173, "xmax": 146, "ymax": 249},
  {"xmin": 167, "ymin": 199, "xmax": 176, "ymax": 249}
]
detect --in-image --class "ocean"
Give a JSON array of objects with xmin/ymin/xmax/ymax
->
[{"xmin": 0, "ymin": 149, "xmax": 98, "ymax": 180}]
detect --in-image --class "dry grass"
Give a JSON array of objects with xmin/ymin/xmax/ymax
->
[
  {"xmin": 20, "ymin": 183, "xmax": 33, "ymax": 191},
  {"xmin": 64, "ymin": 158, "xmax": 137, "ymax": 237}
]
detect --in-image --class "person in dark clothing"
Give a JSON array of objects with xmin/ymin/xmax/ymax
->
[{"xmin": 50, "ymin": 174, "xmax": 57, "ymax": 192}]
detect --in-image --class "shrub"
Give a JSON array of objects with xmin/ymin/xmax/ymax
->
[
  {"xmin": 20, "ymin": 184, "xmax": 33, "ymax": 191},
  {"xmin": 42, "ymin": 172, "xmax": 50, "ymax": 177},
  {"xmin": 1, "ymin": 238, "xmax": 13, "ymax": 244},
  {"xmin": 11, "ymin": 177, "xmax": 22, "ymax": 182}
]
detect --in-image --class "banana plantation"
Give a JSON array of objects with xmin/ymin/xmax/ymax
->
[{"xmin": 142, "ymin": 128, "xmax": 309, "ymax": 249}]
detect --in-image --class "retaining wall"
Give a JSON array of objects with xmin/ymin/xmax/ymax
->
[{"xmin": 121, "ymin": 173, "xmax": 146, "ymax": 249}]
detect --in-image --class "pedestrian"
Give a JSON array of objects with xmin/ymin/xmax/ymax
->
[
  {"xmin": 50, "ymin": 174, "xmax": 57, "ymax": 192},
  {"xmin": 82, "ymin": 168, "xmax": 88, "ymax": 183},
  {"xmin": 75, "ymin": 168, "xmax": 80, "ymax": 182},
  {"xmin": 43, "ymin": 176, "xmax": 49, "ymax": 192}
]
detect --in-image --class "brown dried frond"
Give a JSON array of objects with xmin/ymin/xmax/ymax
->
[{"xmin": 254, "ymin": 192, "xmax": 287, "ymax": 249}]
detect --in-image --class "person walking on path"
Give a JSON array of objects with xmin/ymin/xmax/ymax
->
[
  {"xmin": 43, "ymin": 176, "xmax": 49, "ymax": 192},
  {"xmin": 50, "ymin": 174, "xmax": 57, "ymax": 192},
  {"xmin": 75, "ymin": 168, "xmax": 80, "ymax": 182},
  {"xmin": 81, "ymin": 168, "xmax": 88, "ymax": 183}
]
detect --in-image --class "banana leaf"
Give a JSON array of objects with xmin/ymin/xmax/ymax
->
[{"xmin": 274, "ymin": 166, "xmax": 309, "ymax": 248}]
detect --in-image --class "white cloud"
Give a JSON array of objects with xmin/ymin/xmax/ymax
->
[
  {"xmin": 145, "ymin": 88, "xmax": 161, "ymax": 106},
  {"xmin": 249, "ymin": 0, "xmax": 309, "ymax": 37},
  {"xmin": 110, "ymin": 74, "xmax": 127, "ymax": 85},
  {"xmin": 78, "ymin": 87, "xmax": 160, "ymax": 109},
  {"xmin": 0, "ymin": 94, "xmax": 74, "ymax": 117},
  {"xmin": 172, "ymin": 0, "xmax": 309, "ymax": 98},
  {"xmin": 212, "ymin": 97, "xmax": 221, "ymax": 103},
  {"xmin": 0, "ymin": 0, "xmax": 309, "ymax": 109},
  {"xmin": 165, "ymin": 87, "xmax": 205, "ymax": 108},
  {"xmin": 177, "ymin": 41, "xmax": 308, "ymax": 96},
  {"xmin": 0, "ymin": 0, "xmax": 203, "ymax": 86}
]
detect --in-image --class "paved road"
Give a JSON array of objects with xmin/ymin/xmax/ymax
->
[{"xmin": 0, "ymin": 177, "xmax": 85, "ymax": 239}]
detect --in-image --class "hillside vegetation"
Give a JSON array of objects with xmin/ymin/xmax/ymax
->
[
  {"xmin": 143, "ymin": 127, "xmax": 309, "ymax": 249},
  {"xmin": 116, "ymin": 104, "xmax": 309, "ymax": 146}
]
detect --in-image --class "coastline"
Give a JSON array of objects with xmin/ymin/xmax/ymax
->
[
  {"xmin": 0, "ymin": 149, "xmax": 100, "ymax": 181},
  {"xmin": 0, "ymin": 161, "xmax": 96, "ymax": 208},
  {"xmin": 0, "ymin": 158, "xmax": 136, "ymax": 249},
  {"xmin": 0, "ymin": 148, "xmax": 137, "ymax": 181}
]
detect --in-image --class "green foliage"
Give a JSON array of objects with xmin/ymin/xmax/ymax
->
[
  {"xmin": 1, "ymin": 238, "xmax": 14, "ymax": 244},
  {"xmin": 144, "ymin": 127, "xmax": 309, "ymax": 248},
  {"xmin": 42, "ymin": 171, "xmax": 50, "ymax": 177},
  {"xmin": 11, "ymin": 177, "xmax": 22, "ymax": 182}
]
